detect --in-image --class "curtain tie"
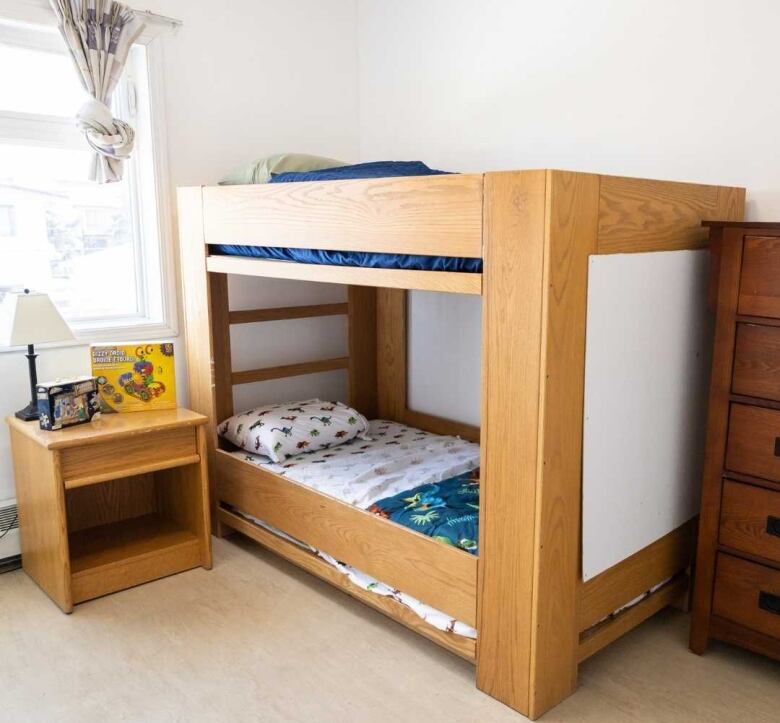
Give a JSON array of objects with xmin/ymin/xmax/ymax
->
[{"xmin": 76, "ymin": 98, "xmax": 135, "ymax": 173}]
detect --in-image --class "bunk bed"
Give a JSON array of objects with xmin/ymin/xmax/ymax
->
[{"xmin": 178, "ymin": 169, "xmax": 745, "ymax": 719}]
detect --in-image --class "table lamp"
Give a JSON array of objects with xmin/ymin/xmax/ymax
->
[{"xmin": 0, "ymin": 289, "xmax": 75, "ymax": 421}]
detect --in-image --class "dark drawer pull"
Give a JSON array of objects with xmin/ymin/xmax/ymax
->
[
  {"xmin": 759, "ymin": 591, "xmax": 780, "ymax": 616},
  {"xmin": 775, "ymin": 437, "xmax": 780, "ymax": 457},
  {"xmin": 768, "ymin": 516, "xmax": 780, "ymax": 538}
]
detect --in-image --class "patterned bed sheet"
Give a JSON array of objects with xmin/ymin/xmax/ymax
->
[{"xmin": 230, "ymin": 419, "xmax": 480, "ymax": 510}]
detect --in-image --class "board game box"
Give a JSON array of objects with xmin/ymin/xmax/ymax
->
[
  {"xmin": 36, "ymin": 376, "xmax": 101, "ymax": 430},
  {"xmin": 91, "ymin": 343, "xmax": 177, "ymax": 413}
]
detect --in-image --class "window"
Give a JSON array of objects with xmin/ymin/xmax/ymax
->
[{"xmin": 0, "ymin": 19, "xmax": 175, "ymax": 339}]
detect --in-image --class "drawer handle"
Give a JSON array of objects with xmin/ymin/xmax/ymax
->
[
  {"xmin": 775, "ymin": 437, "xmax": 780, "ymax": 457},
  {"xmin": 759, "ymin": 591, "xmax": 780, "ymax": 616},
  {"xmin": 768, "ymin": 516, "xmax": 780, "ymax": 538}
]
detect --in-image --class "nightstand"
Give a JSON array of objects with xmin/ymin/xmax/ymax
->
[{"xmin": 6, "ymin": 409, "xmax": 212, "ymax": 613}]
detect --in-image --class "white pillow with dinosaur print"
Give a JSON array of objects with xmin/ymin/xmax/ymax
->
[{"xmin": 218, "ymin": 398, "xmax": 370, "ymax": 463}]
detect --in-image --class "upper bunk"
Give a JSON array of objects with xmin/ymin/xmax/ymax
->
[
  {"xmin": 178, "ymin": 169, "xmax": 746, "ymax": 296},
  {"xmin": 182, "ymin": 172, "xmax": 483, "ymax": 294}
]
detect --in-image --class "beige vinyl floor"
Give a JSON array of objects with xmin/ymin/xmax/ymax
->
[{"xmin": 2, "ymin": 535, "xmax": 780, "ymax": 723}]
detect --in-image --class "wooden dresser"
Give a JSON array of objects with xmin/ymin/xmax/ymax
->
[{"xmin": 691, "ymin": 222, "xmax": 780, "ymax": 660}]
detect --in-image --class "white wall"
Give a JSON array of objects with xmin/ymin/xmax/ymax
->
[
  {"xmin": 6, "ymin": 0, "xmax": 780, "ymax": 500},
  {"xmin": 357, "ymin": 0, "xmax": 780, "ymax": 215},
  {"xmin": 357, "ymin": 0, "xmax": 780, "ymax": 422},
  {"xmin": 0, "ymin": 0, "xmax": 359, "ymax": 502}
]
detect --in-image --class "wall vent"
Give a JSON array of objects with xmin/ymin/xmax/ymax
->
[{"xmin": 0, "ymin": 500, "xmax": 21, "ymax": 564}]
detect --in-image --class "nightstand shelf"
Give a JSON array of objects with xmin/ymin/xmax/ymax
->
[
  {"xmin": 69, "ymin": 513, "xmax": 197, "ymax": 572},
  {"xmin": 69, "ymin": 512, "xmax": 201, "ymax": 603},
  {"xmin": 6, "ymin": 409, "xmax": 212, "ymax": 612}
]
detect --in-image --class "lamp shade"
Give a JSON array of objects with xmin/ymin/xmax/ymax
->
[{"xmin": 0, "ymin": 290, "xmax": 75, "ymax": 346}]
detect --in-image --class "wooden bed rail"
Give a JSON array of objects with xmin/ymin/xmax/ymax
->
[
  {"xmin": 217, "ymin": 506, "xmax": 477, "ymax": 662},
  {"xmin": 228, "ymin": 302, "xmax": 348, "ymax": 324},
  {"xmin": 200, "ymin": 173, "xmax": 484, "ymax": 257},
  {"xmin": 217, "ymin": 449, "xmax": 478, "ymax": 626},
  {"xmin": 227, "ymin": 301, "xmax": 352, "ymax": 387},
  {"xmin": 231, "ymin": 357, "xmax": 350, "ymax": 386},
  {"xmin": 205, "ymin": 254, "xmax": 483, "ymax": 295}
]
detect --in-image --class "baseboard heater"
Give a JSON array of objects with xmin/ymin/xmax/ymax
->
[{"xmin": 0, "ymin": 500, "xmax": 21, "ymax": 571}]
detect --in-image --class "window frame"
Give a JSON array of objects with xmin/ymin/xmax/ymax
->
[{"xmin": 0, "ymin": 6, "xmax": 178, "ymax": 350}]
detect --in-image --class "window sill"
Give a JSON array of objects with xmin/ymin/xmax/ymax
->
[{"xmin": 0, "ymin": 319, "xmax": 179, "ymax": 354}]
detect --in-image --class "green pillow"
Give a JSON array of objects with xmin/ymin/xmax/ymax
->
[{"xmin": 219, "ymin": 153, "xmax": 347, "ymax": 185}]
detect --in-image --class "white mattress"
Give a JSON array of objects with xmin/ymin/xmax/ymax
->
[{"xmin": 230, "ymin": 419, "xmax": 480, "ymax": 509}]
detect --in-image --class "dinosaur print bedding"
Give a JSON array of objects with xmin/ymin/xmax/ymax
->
[
  {"xmin": 368, "ymin": 469, "xmax": 480, "ymax": 554},
  {"xmin": 229, "ymin": 419, "xmax": 480, "ymax": 510}
]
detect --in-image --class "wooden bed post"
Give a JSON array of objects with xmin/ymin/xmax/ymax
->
[
  {"xmin": 347, "ymin": 286, "xmax": 378, "ymax": 419},
  {"xmin": 529, "ymin": 171, "xmax": 600, "ymax": 716},
  {"xmin": 178, "ymin": 187, "xmax": 233, "ymax": 534},
  {"xmin": 478, "ymin": 170, "xmax": 548, "ymax": 716},
  {"xmin": 477, "ymin": 171, "xmax": 599, "ymax": 719},
  {"xmin": 376, "ymin": 288, "xmax": 408, "ymax": 420}
]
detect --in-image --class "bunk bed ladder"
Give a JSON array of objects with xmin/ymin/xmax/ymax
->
[{"xmin": 212, "ymin": 289, "xmax": 378, "ymax": 420}]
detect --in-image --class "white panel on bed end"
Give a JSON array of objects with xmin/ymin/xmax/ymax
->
[
  {"xmin": 582, "ymin": 249, "xmax": 712, "ymax": 581},
  {"xmin": 407, "ymin": 291, "xmax": 482, "ymax": 426}
]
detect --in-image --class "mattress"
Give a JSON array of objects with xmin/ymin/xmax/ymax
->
[
  {"xmin": 231, "ymin": 419, "xmax": 479, "ymax": 509},
  {"xmin": 227, "ymin": 419, "xmax": 480, "ymax": 637}
]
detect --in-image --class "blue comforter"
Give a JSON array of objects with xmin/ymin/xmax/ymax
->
[
  {"xmin": 368, "ymin": 469, "xmax": 480, "ymax": 554},
  {"xmin": 211, "ymin": 160, "xmax": 483, "ymax": 273},
  {"xmin": 212, "ymin": 245, "xmax": 482, "ymax": 273},
  {"xmin": 268, "ymin": 160, "xmax": 450, "ymax": 183}
]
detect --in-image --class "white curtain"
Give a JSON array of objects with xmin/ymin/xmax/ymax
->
[{"xmin": 49, "ymin": 0, "xmax": 145, "ymax": 183}]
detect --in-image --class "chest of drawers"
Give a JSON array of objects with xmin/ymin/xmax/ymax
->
[{"xmin": 691, "ymin": 222, "xmax": 780, "ymax": 660}]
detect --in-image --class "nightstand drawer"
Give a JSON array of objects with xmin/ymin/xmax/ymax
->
[
  {"xmin": 733, "ymin": 324, "xmax": 780, "ymax": 402},
  {"xmin": 725, "ymin": 404, "xmax": 780, "ymax": 482},
  {"xmin": 59, "ymin": 426, "xmax": 199, "ymax": 488},
  {"xmin": 713, "ymin": 553, "xmax": 780, "ymax": 639},
  {"xmin": 739, "ymin": 236, "xmax": 780, "ymax": 318},
  {"xmin": 720, "ymin": 480, "xmax": 780, "ymax": 564}
]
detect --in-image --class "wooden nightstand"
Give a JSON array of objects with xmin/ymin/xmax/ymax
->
[{"xmin": 6, "ymin": 409, "xmax": 212, "ymax": 613}]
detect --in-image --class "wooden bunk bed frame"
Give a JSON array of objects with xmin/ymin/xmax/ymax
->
[{"xmin": 178, "ymin": 170, "xmax": 744, "ymax": 719}]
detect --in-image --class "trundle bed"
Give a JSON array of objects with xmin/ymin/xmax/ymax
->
[{"xmin": 178, "ymin": 169, "xmax": 744, "ymax": 718}]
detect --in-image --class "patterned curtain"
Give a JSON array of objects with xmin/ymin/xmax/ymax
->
[{"xmin": 49, "ymin": 0, "xmax": 145, "ymax": 183}]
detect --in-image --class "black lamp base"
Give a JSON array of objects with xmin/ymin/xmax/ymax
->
[
  {"xmin": 15, "ymin": 401, "xmax": 39, "ymax": 422},
  {"xmin": 17, "ymin": 342, "xmax": 40, "ymax": 422}
]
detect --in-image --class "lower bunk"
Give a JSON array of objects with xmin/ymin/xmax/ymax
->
[
  {"xmin": 216, "ymin": 416, "xmax": 481, "ymax": 646},
  {"xmin": 214, "ymin": 413, "xmax": 695, "ymax": 672}
]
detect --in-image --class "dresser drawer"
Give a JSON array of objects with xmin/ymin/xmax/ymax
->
[
  {"xmin": 725, "ymin": 404, "xmax": 780, "ymax": 482},
  {"xmin": 739, "ymin": 236, "xmax": 780, "ymax": 318},
  {"xmin": 720, "ymin": 480, "xmax": 780, "ymax": 563},
  {"xmin": 59, "ymin": 426, "xmax": 199, "ymax": 488},
  {"xmin": 713, "ymin": 553, "xmax": 780, "ymax": 639},
  {"xmin": 733, "ymin": 324, "xmax": 780, "ymax": 402}
]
